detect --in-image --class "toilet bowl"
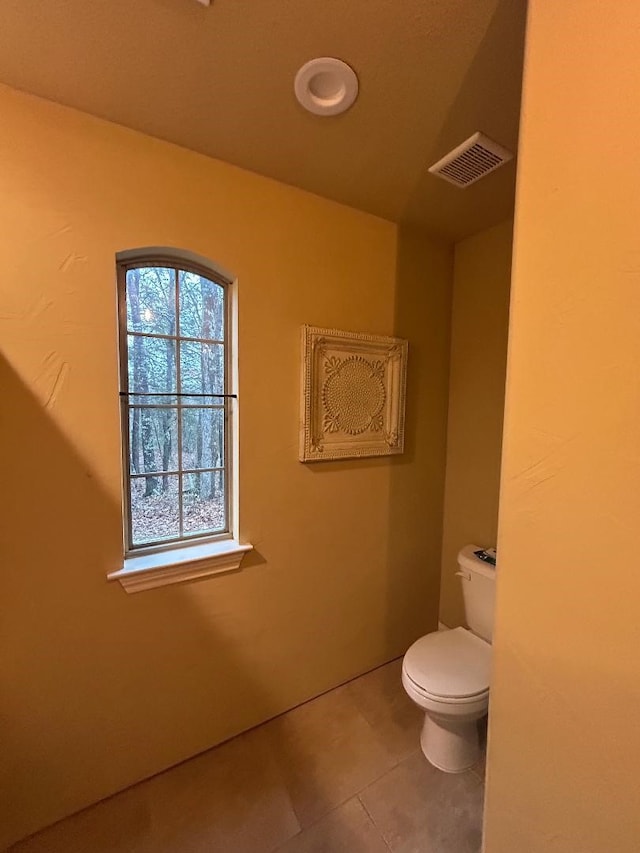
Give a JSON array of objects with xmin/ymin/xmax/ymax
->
[
  {"xmin": 402, "ymin": 626, "xmax": 491, "ymax": 772},
  {"xmin": 402, "ymin": 545, "xmax": 496, "ymax": 773}
]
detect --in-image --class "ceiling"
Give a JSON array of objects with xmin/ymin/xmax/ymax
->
[{"xmin": 0, "ymin": 0, "xmax": 527, "ymax": 241}]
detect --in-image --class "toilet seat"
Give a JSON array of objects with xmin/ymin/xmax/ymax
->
[
  {"xmin": 403, "ymin": 672, "xmax": 488, "ymax": 706},
  {"xmin": 402, "ymin": 626, "xmax": 491, "ymax": 701}
]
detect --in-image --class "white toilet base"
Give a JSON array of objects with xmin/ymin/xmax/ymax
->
[{"xmin": 420, "ymin": 713, "xmax": 479, "ymax": 773}]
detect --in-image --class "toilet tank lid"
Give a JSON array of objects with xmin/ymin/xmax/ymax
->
[
  {"xmin": 403, "ymin": 627, "xmax": 492, "ymax": 699},
  {"xmin": 458, "ymin": 544, "xmax": 496, "ymax": 579}
]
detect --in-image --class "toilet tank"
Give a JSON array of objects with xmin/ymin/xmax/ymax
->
[{"xmin": 457, "ymin": 545, "xmax": 496, "ymax": 643}]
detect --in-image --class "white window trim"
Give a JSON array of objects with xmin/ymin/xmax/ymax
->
[
  {"xmin": 108, "ymin": 247, "xmax": 250, "ymax": 593},
  {"xmin": 108, "ymin": 538, "xmax": 253, "ymax": 593}
]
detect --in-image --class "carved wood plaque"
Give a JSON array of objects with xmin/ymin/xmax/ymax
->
[{"xmin": 300, "ymin": 325, "xmax": 408, "ymax": 462}]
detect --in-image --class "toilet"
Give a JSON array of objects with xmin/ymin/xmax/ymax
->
[{"xmin": 402, "ymin": 544, "xmax": 496, "ymax": 773}]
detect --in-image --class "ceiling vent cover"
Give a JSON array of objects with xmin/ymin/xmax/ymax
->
[{"xmin": 428, "ymin": 132, "xmax": 513, "ymax": 188}]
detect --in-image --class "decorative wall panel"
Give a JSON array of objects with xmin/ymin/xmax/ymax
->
[{"xmin": 300, "ymin": 325, "xmax": 408, "ymax": 462}]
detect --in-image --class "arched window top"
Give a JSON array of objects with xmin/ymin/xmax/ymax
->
[{"xmin": 116, "ymin": 246, "xmax": 234, "ymax": 287}]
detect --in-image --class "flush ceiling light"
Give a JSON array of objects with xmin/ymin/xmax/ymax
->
[{"xmin": 294, "ymin": 58, "xmax": 359, "ymax": 116}]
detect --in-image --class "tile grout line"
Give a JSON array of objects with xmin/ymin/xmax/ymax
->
[
  {"xmin": 343, "ymin": 673, "xmax": 417, "ymax": 782},
  {"xmin": 271, "ymin": 794, "xmax": 391, "ymax": 853},
  {"xmin": 357, "ymin": 792, "xmax": 393, "ymax": 852},
  {"xmin": 350, "ymin": 705, "xmax": 405, "ymax": 774},
  {"xmin": 271, "ymin": 664, "xmax": 416, "ymax": 835},
  {"xmin": 268, "ymin": 703, "xmax": 419, "ymax": 853}
]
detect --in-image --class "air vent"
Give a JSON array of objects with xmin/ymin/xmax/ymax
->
[{"xmin": 428, "ymin": 132, "xmax": 513, "ymax": 188}]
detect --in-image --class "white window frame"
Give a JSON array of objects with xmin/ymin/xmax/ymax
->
[{"xmin": 107, "ymin": 248, "xmax": 251, "ymax": 592}]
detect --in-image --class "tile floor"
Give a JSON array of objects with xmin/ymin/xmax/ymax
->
[{"xmin": 10, "ymin": 659, "xmax": 486, "ymax": 853}]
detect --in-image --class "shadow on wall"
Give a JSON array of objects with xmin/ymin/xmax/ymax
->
[
  {"xmin": 0, "ymin": 354, "xmax": 402, "ymax": 850},
  {"xmin": 0, "ymin": 355, "xmax": 274, "ymax": 847}
]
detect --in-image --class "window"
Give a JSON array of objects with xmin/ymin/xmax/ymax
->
[{"xmin": 117, "ymin": 255, "xmax": 232, "ymax": 553}]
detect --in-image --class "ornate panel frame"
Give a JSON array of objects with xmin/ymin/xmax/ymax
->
[{"xmin": 300, "ymin": 325, "xmax": 408, "ymax": 462}]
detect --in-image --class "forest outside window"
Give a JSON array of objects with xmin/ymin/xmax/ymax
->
[{"xmin": 118, "ymin": 257, "xmax": 231, "ymax": 553}]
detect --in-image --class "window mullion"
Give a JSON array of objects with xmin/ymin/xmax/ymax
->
[
  {"xmin": 126, "ymin": 329, "xmax": 224, "ymax": 346},
  {"xmin": 175, "ymin": 267, "xmax": 184, "ymax": 538}
]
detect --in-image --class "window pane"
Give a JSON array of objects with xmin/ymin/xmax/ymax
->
[
  {"xmin": 127, "ymin": 335, "xmax": 177, "ymax": 396},
  {"xmin": 183, "ymin": 471, "xmax": 226, "ymax": 535},
  {"xmin": 130, "ymin": 475, "xmax": 179, "ymax": 545},
  {"xmin": 179, "ymin": 270, "xmax": 224, "ymax": 340},
  {"xmin": 129, "ymin": 408, "xmax": 178, "ymax": 474},
  {"xmin": 181, "ymin": 408, "xmax": 224, "ymax": 471},
  {"xmin": 121, "ymin": 260, "xmax": 231, "ymax": 552},
  {"xmin": 126, "ymin": 267, "xmax": 176, "ymax": 335},
  {"xmin": 179, "ymin": 341, "xmax": 224, "ymax": 396}
]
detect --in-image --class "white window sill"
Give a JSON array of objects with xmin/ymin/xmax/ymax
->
[{"xmin": 107, "ymin": 539, "xmax": 253, "ymax": 593}]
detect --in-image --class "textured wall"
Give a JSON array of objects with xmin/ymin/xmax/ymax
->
[
  {"xmin": 484, "ymin": 2, "xmax": 640, "ymax": 850},
  {"xmin": 392, "ymin": 225, "xmax": 453, "ymax": 642},
  {"xmin": 439, "ymin": 220, "xmax": 512, "ymax": 627},
  {"xmin": 0, "ymin": 86, "xmax": 452, "ymax": 846}
]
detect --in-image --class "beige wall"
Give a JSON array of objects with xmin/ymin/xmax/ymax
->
[
  {"xmin": 0, "ymin": 86, "xmax": 453, "ymax": 846},
  {"xmin": 392, "ymin": 225, "xmax": 454, "ymax": 640},
  {"xmin": 439, "ymin": 221, "xmax": 512, "ymax": 627},
  {"xmin": 484, "ymin": 2, "xmax": 640, "ymax": 851}
]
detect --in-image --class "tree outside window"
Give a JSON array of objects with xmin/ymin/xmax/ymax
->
[{"xmin": 119, "ymin": 258, "xmax": 230, "ymax": 550}]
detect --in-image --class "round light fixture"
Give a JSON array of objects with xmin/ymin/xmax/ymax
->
[{"xmin": 294, "ymin": 57, "xmax": 359, "ymax": 117}]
